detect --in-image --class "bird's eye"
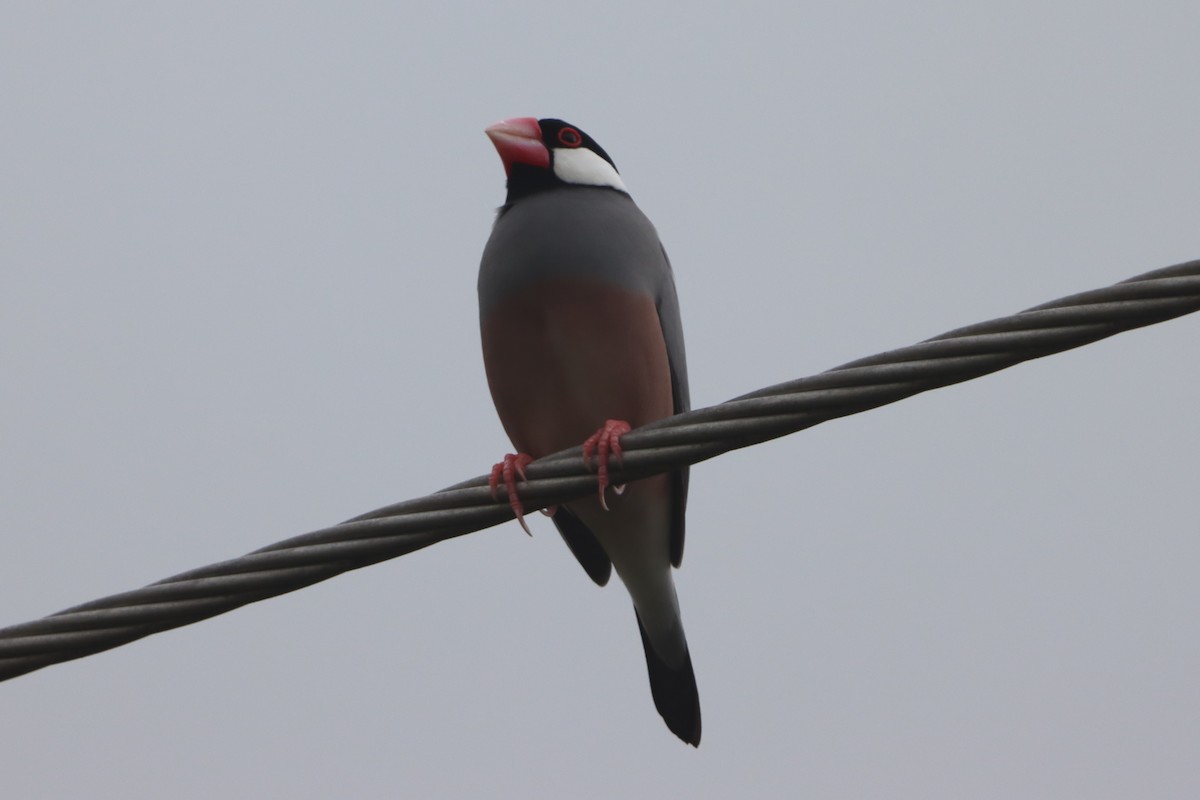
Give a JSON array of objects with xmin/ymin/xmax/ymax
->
[{"xmin": 557, "ymin": 127, "xmax": 583, "ymax": 147}]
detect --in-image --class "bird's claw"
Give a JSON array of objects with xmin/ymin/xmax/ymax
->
[
  {"xmin": 489, "ymin": 453, "xmax": 535, "ymax": 535},
  {"xmin": 582, "ymin": 419, "xmax": 632, "ymax": 511}
]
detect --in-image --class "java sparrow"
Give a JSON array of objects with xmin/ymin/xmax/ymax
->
[{"xmin": 479, "ymin": 118, "xmax": 700, "ymax": 746}]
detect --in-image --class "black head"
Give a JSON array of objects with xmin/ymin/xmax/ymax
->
[{"xmin": 485, "ymin": 117, "xmax": 627, "ymax": 204}]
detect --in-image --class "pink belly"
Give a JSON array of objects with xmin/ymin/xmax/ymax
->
[{"xmin": 482, "ymin": 278, "xmax": 674, "ymax": 458}]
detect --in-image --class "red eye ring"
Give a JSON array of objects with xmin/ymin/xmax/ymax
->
[{"xmin": 557, "ymin": 127, "xmax": 583, "ymax": 147}]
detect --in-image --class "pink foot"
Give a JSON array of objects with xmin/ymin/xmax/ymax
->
[
  {"xmin": 582, "ymin": 419, "xmax": 632, "ymax": 511},
  {"xmin": 489, "ymin": 453, "xmax": 534, "ymax": 535}
]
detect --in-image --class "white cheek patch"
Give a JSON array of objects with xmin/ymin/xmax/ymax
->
[{"xmin": 552, "ymin": 148, "xmax": 628, "ymax": 191}]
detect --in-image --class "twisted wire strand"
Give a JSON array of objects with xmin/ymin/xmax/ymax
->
[{"xmin": 2, "ymin": 259, "xmax": 1197, "ymax": 682}]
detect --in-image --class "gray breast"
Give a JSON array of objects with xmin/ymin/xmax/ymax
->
[{"xmin": 478, "ymin": 187, "xmax": 668, "ymax": 316}]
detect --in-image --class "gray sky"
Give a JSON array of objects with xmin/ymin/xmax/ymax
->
[{"xmin": 2, "ymin": 3, "xmax": 1198, "ymax": 797}]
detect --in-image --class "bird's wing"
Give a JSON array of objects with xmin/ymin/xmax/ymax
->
[{"xmin": 656, "ymin": 244, "xmax": 690, "ymax": 568}]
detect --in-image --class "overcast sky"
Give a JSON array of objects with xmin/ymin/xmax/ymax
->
[{"xmin": 2, "ymin": 3, "xmax": 1198, "ymax": 798}]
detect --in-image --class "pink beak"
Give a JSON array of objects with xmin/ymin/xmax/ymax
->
[{"xmin": 485, "ymin": 117, "xmax": 550, "ymax": 175}]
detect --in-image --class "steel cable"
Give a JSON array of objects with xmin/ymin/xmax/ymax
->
[{"xmin": 1, "ymin": 258, "xmax": 1197, "ymax": 682}]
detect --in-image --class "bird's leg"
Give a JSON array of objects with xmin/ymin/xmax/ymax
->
[
  {"xmin": 582, "ymin": 419, "xmax": 632, "ymax": 511},
  {"xmin": 489, "ymin": 453, "xmax": 534, "ymax": 535}
]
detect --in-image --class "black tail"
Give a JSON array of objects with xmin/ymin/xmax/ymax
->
[{"xmin": 636, "ymin": 612, "xmax": 701, "ymax": 747}]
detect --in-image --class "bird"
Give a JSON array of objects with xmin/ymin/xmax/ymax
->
[{"xmin": 478, "ymin": 117, "xmax": 700, "ymax": 746}]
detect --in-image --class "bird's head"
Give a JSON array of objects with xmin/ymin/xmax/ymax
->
[{"xmin": 485, "ymin": 117, "xmax": 627, "ymax": 203}]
